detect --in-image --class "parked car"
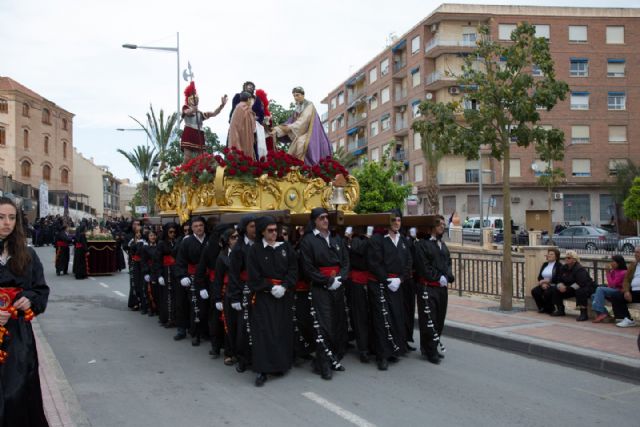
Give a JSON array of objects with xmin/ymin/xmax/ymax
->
[
  {"xmin": 462, "ymin": 216, "xmax": 504, "ymax": 241},
  {"xmin": 617, "ymin": 236, "xmax": 640, "ymax": 253},
  {"xmin": 542, "ymin": 226, "xmax": 618, "ymax": 251},
  {"xmin": 494, "ymin": 229, "xmax": 530, "ymax": 245}
]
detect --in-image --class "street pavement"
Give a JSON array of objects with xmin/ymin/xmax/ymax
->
[{"xmin": 33, "ymin": 246, "xmax": 639, "ymax": 427}]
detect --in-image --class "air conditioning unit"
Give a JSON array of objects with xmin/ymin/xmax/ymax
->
[
  {"xmin": 511, "ymin": 196, "xmax": 520, "ymax": 204},
  {"xmin": 448, "ymin": 86, "xmax": 460, "ymax": 95},
  {"xmin": 553, "ymin": 192, "xmax": 563, "ymax": 200},
  {"xmin": 431, "ymin": 24, "xmax": 439, "ymax": 33},
  {"xmin": 361, "ymin": 112, "xmax": 367, "ymax": 119}
]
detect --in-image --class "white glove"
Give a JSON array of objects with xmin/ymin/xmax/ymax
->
[
  {"xmin": 328, "ymin": 276, "xmax": 342, "ymax": 291},
  {"xmin": 439, "ymin": 275, "xmax": 448, "ymax": 287},
  {"xmin": 570, "ymin": 283, "xmax": 580, "ymax": 290},
  {"xmin": 387, "ymin": 277, "xmax": 401, "ymax": 292},
  {"xmin": 144, "ymin": 274, "xmax": 151, "ymax": 282},
  {"xmin": 231, "ymin": 302, "xmax": 242, "ymax": 311},
  {"xmin": 199, "ymin": 289, "xmax": 209, "ymax": 299},
  {"xmin": 215, "ymin": 302, "xmax": 223, "ymax": 311},
  {"xmin": 180, "ymin": 277, "xmax": 191, "ymax": 287},
  {"xmin": 158, "ymin": 277, "xmax": 165, "ymax": 286},
  {"xmin": 271, "ymin": 285, "xmax": 286, "ymax": 299}
]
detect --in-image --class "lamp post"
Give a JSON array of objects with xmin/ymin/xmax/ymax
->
[{"xmin": 122, "ymin": 32, "xmax": 180, "ymax": 120}]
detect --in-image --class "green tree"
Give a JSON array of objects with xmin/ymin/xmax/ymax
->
[
  {"xmin": 411, "ymin": 119, "xmax": 445, "ymax": 214},
  {"xmin": 414, "ymin": 23, "xmax": 569, "ymax": 310},
  {"xmin": 269, "ymin": 99, "xmax": 295, "ymax": 126},
  {"xmin": 117, "ymin": 145, "xmax": 158, "ymax": 215},
  {"xmin": 352, "ymin": 154, "xmax": 411, "ymax": 214},
  {"xmin": 332, "ymin": 146, "xmax": 358, "ymax": 169},
  {"xmin": 623, "ymin": 177, "xmax": 640, "ymax": 232},
  {"xmin": 130, "ymin": 105, "xmax": 179, "ymax": 172},
  {"xmin": 536, "ymin": 130, "xmax": 566, "ymax": 233},
  {"xmin": 612, "ymin": 160, "xmax": 639, "ymax": 205},
  {"xmin": 164, "ymin": 127, "xmax": 222, "ymax": 168}
]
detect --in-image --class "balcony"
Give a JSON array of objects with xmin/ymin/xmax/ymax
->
[
  {"xmin": 424, "ymin": 37, "xmax": 477, "ymax": 58},
  {"xmin": 347, "ymin": 112, "xmax": 368, "ymax": 128},
  {"xmin": 394, "ymin": 119, "xmax": 409, "ymax": 136},
  {"xmin": 393, "ymin": 60, "xmax": 406, "ymax": 75},
  {"xmin": 348, "ymin": 137, "xmax": 367, "ymax": 152},
  {"xmin": 425, "ymin": 71, "xmax": 457, "ymax": 90},
  {"xmin": 394, "ymin": 149, "xmax": 406, "ymax": 161}
]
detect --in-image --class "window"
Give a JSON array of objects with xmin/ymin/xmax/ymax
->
[
  {"xmin": 380, "ymin": 58, "xmax": 389, "ymax": 76},
  {"xmin": 42, "ymin": 108, "xmax": 51, "ymax": 124},
  {"xmin": 61, "ymin": 168, "xmax": 69, "ymax": 184},
  {"xmin": 608, "ymin": 92, "xmax": 626, "ymax": 110},
  {"xmin": 462, "ymin": 26, "xmax": 477, "ymax": 44},
  {"xmin": 411, "ymin": 36, "xmax": 420, "ymax": 54},
  {"xmin": 563, "ymin": 194, "xmax": 590, "ymax": 222},
  {"xmin": 608, "ymin": 125, "xmax": 627, "ymax": 143},
  {"xmin": 531, "ymin": 64, "xmax": 543, "ymax": 77},
  {"xmin": 370, "ymin": 94, "xmax": 378, "ymax": 110},
  {"xmin": 62, "ymin": 118, "xmax": 68, "ymax": 130},
  {"xmin": 498, "ymin": 24, "xmax": 517, "ymax": 40},
  {"xmin": 22, "ymin": 103, "xmax": 29, "ymax": 117},
  {"xmin": 412, "ymin": 101, "xmax": 421, "ymax": 118},
  {"xmin": 572, "ymin": 159, "xmax": 591, "ymax": 177},
  {"xmin": 570, "ymin": 58, "xmax": 588, "ymax": 77},
  {"xmin": 0, "ymin": 126, "xmax": 5, "ymax": 145},
  {"xmin": 606, "ymin": 26, "xmax": 624, "ymax": 44},
  {"xmin": 533, "ymin": 159, "xmax": 552, "ymax": 176},
  {"xmin": 381, "ymin": 114, "xmax": 390, "ymax": 131},
  {"xmin": 44, "ymin": 136, "xmax": 49, "ymax": 154},
  {"xmin": 371, "ymin": 147, "xmax": 380, "ymax": 162},
  {"xmin": 330, "ymin": 97, "xmax": 337, "ymax": 110},
  {"xmin": 534, "ymin": 24, "xmax": 550, "ymax": 40},
  {"xmin": 413, "ymin": 131, "xmax": 422, "ymax": 150},
  {"xmin": 465, "ymin": 159, "xmax": 479, "ymax": 183},
  {"xmin": 607, "ymin": 59, "xmax": 625, "ymax": 77},
  {"xmin": 381, "ymin": 86, "xmax": 390, "ymax": 104},
  {"xmin": 63, "ymin": 141, "xmax": 67, "ymax": 159},
  {"xmin": 339, "ymin": 138, "xmax": 345, "ymax": 149},
  {"xmin": 609, "ymin": 159, "xmax": 628, "ymax": 176},
  {"xmin": 42, "ymin": 165, "xmax": 51, "ymax": 181},
  {"xmin": 370, "ymin": 121, "xmax": 379, "ymax": 137},
  {"xmin": 600, "ymin": 194, "xmax": 614, "ymax": 222},
  {"xmin": 336, "ymin": 114, "xmax": 344, "ymax": 129},
  {"xmin": 571, "ymin": 125, "xmax": 590, "ymax": 144},
  {"xmin": 369, "ymin": 67, "xmax": 377, "ymax": 83},
  {"xmin": 568, "ymin": 25, "xmax": 587, "ymax": 43},
  {"xmin": 414, "ymin": 164, "xmax": 423, "ymax": 182},
  {"xmin": 23, "ymin": 129, "xmax": 29, "ymax": 149},
  {"xmin": 463, "ymin": 98, "xmax": 478, "ymax": 111},
  {"xmin": 510, "ymin": 159, "xmax": 521, "ymax": 177},
  {"xmin": 570, "ymin": 92, "xmax": 589, "ymax": 110},
  {"xmin": 467, "ymin": 195, "xmax": 479, "ymax": 215},
  {"xmin": 21, "ymin": 160, "xmax": 31, "ymax": 177},
  {"xmin": 0, "ymin": 98, "xmax": 7, "ymax": 113},
  {"xmin": 331, "ymin": 120, "xmax": 337, "ymax": 132},
  {"xmin": 411, "ymin": 68, "xmax": 420, "ymax": 87},
  {"xmin": 337, "ymin": 92, "xmax": 344, "ymax": 105}
]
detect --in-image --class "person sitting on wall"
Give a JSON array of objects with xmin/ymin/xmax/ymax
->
[
  {"xmin": 550, "ymin": 250, "xmax": 595, "ymax": 321},
  {"xmin": 530, "ymin": 248, "xmax": 562, "ymax": 314}
]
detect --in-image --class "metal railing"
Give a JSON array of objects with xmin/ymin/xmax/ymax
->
[
  {"xmin": 425, "ymin": 38, "xmax": 476, "ymax": 53},
  {"xmin": 449, "ymin": 250, "xmax": 526, "ymax": 299}
]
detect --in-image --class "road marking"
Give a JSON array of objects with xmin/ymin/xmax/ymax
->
[
  {"xmin": 113, "ymin": 291, "xmax": 126, "ymax": 297},
  {"xmin": 302, "ymin": 392, "xmax": 376, "ymax": 427},
  {"xmin": 89, "ymin": 277, "xmax": 96, "ymax": 281},
  {"xmin": 99, "ymin": 282, "xmax": 109, "ymax": 288}
]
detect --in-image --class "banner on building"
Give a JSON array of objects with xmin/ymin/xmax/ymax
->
[{"xmin": 39, "ymin": 181, "xmax": 49, "ymax": 218}]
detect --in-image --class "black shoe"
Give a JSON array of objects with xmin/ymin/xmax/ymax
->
[
  {"xmin": 56, "ymin": 271, "xmax": 60, "ymax": 276},
  {"xmin": 321, "ymin": 366, "xmax": 332, "ymax": 380},
  {"xmin": 387, "ymin": 356, "xmax": 399, "ymax": 363},
  {"xmin": 377, "ymin": 359, "xmax": 388, "ymax": 371},
  {"xmin": 550, "ymin": 308, "xmax": 565, "ymax": 317},
  {"xmin": 191, "ymin": 336, "xmax": 201, "ymax": 346},
  {"xmin": 576, "ymin": 309, "xmax": 588, "ymax": 322},
  {"xmin": 255, "ymin": 373, "xmax": 267, "ymax": 387},
  {"xmin": 407, "ymin": 344, "xmax": 417, "ymax": 351},
  {"xmin": 331, "ymin": 364, "xmax": 345, "ymax": 372},
  {"xmin": 173, "ymin": 329, "xmax": 186, "ymax": 341},
  {"xmin": 426, "ymin": 355, "xmax": 441, "ymax": 365},
  {"xmin": 140, "ymin": 310, "xmax": 148, "ymax": 315},
  {"xmin": 236, "ymin": 362, "xmax": 246, "ymax": 373},
  {"xmin": 438, "ymin": 352, "xmax": 445, "ymax": 359},
  {"xmin": 537, "ymin": 307, "xmax": 546, "ymax": 313},
  {"xmin": 359, "ymin": 352, "xmax": 370, "ymax": 364}
]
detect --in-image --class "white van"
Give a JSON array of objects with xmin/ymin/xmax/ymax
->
[{"xmin": 462, "ymin": 216, "xmax": 504, "ymax": 241}]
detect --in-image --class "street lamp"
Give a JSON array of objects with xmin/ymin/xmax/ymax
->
[{"xmin": 122, "ymin": 32, "xmax": 180, "ymax": 120}]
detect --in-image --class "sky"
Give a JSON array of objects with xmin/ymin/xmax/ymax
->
[{"xmin": 1, "ymin": 0, "xmax": 637, "ymax": 183}]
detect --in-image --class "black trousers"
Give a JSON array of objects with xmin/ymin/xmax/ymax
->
[
  {"xmin": 174, "ymin": 283, "xmax": 191, "ymax": 329},
  {"xmin": 208, "ymin": 299, "xmax": 225, "ymax": 351},
  {"xmin": 403, "ymin": 278, "xmax": 417, "ymax": 342},
  {"xmin": 293, "ymin": 290, "xmax": 314, "ymax": 358},
  {"xmin": 531, "ymin": 284, "xmax": 555, "ymax": 312},
  {"xmin": 310, "ymin": 286, "xmax": 347, "ymax": 368},
  {"xmin": 367, "ymin": 280, "xmax": 406, "ymax": 360},
  {"xmin": 609, "ymin": 290, "xmax": 640, "ymax": 319},
  {"xmin": 552, "ymin": 285, "xmax": 594, "ymax": 308},
  {"xmin": 346, "ymin": 280, "xmax": 370, "ymax": 354},
  {"xmin": 417, "ymin": 285, "xmax": 448, "ymax": 357}
]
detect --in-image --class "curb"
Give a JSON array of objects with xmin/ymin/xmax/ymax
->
[
  {"xmin": 33, "ymin": 320, "xmax": 92, "ymax": 427},
  {"xmin": 443, "ymin": 321, "xmax": 640, "ymax": 382}
]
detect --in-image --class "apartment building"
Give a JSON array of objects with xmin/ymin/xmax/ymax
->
[
  {"xmin": 73, "ymin": 148, "xmax": 123, "ymax": 219},
  {"xmin": 323, "ymin": 4, "xmax": 639, "ymax": 230}
]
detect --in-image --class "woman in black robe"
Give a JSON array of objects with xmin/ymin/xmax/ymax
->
[
  {"xmin": 212, "ymin": 228, "xmax": 239, "ymax": 365},
  {"xmin": 247, "ymin": 216, "xmax": 297, "ymax": 387},
  {"xmin": 0, "ymin": 197, "xmax": 50, "ymax": 427},
  {"xmin": 72, "ymin": 224, "xmax": 88, "ymax": 279},
  {"xmin": 156, "ymin": 223, "xmax": 178, "ymax": 326},
  {"xmin": 114, "ymin": 232, "xmax": 127, "ymax": 272}
]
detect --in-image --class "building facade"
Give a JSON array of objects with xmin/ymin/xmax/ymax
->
[
  {"xmin": 323, "ymin": 4, "xmax": 639, "ymax": 230},
  {"xmin": 72, "ymin": 149, "xmax": 123, "ymax": 219}
]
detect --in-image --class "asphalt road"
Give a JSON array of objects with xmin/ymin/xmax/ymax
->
[{"xmin": 35, "ymin": 246, "xmax": 638, "ymax": 427}]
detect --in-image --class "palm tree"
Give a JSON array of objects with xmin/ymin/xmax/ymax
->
[
  {"xmin": 411, "ymin": 121, "xmax": 444, "ymax": 214},
  {"xmin": 130, "ymin": 104, "xmax": 179, "ymax": 172},
  {"xmin": 332, "ymin": 146, "xmax": 358, "ymax": 169},
  {"xmin": 118, "ymin": 145, "xmax": 158, "ymax": 214}
]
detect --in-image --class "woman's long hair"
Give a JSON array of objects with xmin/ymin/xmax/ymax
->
[{"xmin": 0, "ymin": 197, "xmax": 31, "ymax": 275}]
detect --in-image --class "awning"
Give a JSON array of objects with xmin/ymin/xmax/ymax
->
[
  {"xmin": 411, "ymin": 99, "xmax": 421, "ymax": 106},
  {"xmin": 410, "ymin": 66, "xmax": 420, "ymax": 74},
  {"xmin": 571, "ymin": 91, "xmax": 590, "ymax": 96},
  {"xmin": 353, "ymin": 147, "xmax": 367, "ymax": 156},
  {"xmin": 346, "ymin": 127, "xmax": 360, "ymax": 136},
  {"xmin": 570, "ymin": 57, "xmax": 588, "ymax": 63},
  {"xmin": 608, "ymin": 92, "xmax": 625, "ymax": 96},
  {"xmin": 392, "ymin": 39, "xmax": 407, "ymax": 52},
  {"xmin": 381, "ymin": 113, "xmax": 391, "ymax": 121},
  {"xmin": 346, "ymin": 72, "xmax": 365, "ymax": 86},
  {"xmin": 608, "ymin": 58, "xmax": 625, "ymax": 63}
]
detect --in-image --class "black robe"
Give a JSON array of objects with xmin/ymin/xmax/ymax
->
[
  {"xmin": 141, "ymin": 244, "xmax": 161, "ymax": 315},
  {"xmin": 175, "ymin": 234, "xmax": 208, "ymax": 334},
  {"xmin": 195, "ymin": 239, "xmax": 223, "ymax": 349},
  {"xmin": 213, "ymin": 250, "xmax": 233, "ymax": 356},
  {"xmin": 228, "ymin": 237, "xmax": 254, "ymax": 366},
  {"xmin": 248, "ymin": 241, "xmax": 297, "ymax": 373},
  {"xmin": 54, "ymin": 230, "xmax": 71, "ymax": 274},
  {"xmin": 72, "ymin": 232, "xmax": 88, "ymax": 279},
  {"xmin": 156, "ymin": 239, "xmax": 177, "ymax": 325},
  {"xmin": 0, "ymin": 247, "xmax": 50, "ymax": 427}
]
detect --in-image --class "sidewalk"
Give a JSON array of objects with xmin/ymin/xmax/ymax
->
[{"xmin": 443, "ymin": 294, "xmax": 640, "ymax": 381}]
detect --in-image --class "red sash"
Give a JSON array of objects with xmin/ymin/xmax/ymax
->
[
  {"xmin": 418, "ymin": 277, "xmax": 441, "ymax": 287},
  {"xmin": 163, "ymin": 255, "xmax": 175, "ymax": 266},
  {"xmin": 207, "ymin": 268, "xmax": 216, "ymax": 282},
  {"xmin": 239, "ymin": 270, "xmax": 249, "ymax": 282},
  {"xmin": 349, "ymin": 270, "xmax": 372, "ymax": 285},
  {"xmin": 295, "ymin": 280, "xmax": 310, "ymax": 291},
  {"xmin": 131, "ymin": 255, "xmax": 142, "ymax": 262},
  {"xmin": 267, "ymin": 278, "xmax": 283, "ymax": 285},
  {"xmin": 75, "ymin": 243, "xmax": 84, "ymax": 249},
  {"xmin": 55, "ymin": 241, "xmax": 68, "ymax": 248},
  {"xmin": 319, "ymin": 266, "xmax": 340, "ymax": 278},
  {"xmin": 187, "ymin": 264, "xmax": 197, "ymax": 276}
]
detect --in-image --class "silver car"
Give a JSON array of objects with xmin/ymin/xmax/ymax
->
[
  {"xmin": 617, "ymin": 236, "xmax": 640, "ymax": 253},
  {"xmin": 544, "ymin": 226, "xmax": 618, "ymax": 251}
]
